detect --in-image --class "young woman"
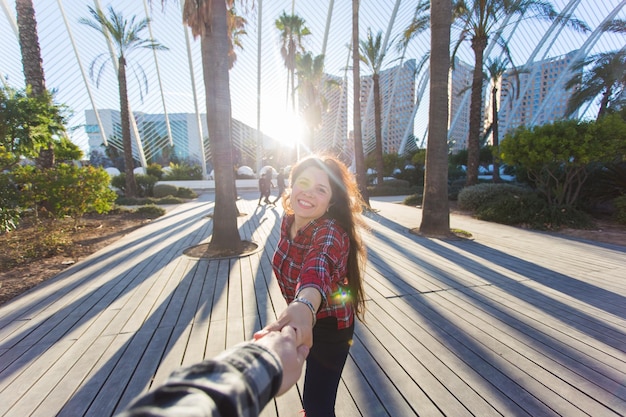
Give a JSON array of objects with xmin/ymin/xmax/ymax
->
[{"xmin": 255, "ymin": 155, "xmax": 367, "ymax": 417}]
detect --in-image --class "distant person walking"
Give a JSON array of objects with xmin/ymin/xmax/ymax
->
[
  {"xmin": 258, "ymin": 172, "xmax": 273, "ymax": 205},
  {"xmin": 273, "ymin": 168, "xmax": 287, "ymax": 204}
]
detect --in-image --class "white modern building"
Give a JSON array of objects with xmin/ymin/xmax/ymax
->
[
  {"xmin": 85, "ymin": 109, "xmax": 277, "ymax": 171},
  {"xmin": 360, "ymin": 59, "xmax": 417, "ymax": 156},
  {"xmin": 499, "ymin": 51, "xmax": 580, "ymax": 136}
]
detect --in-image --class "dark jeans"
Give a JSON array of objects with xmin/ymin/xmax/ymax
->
[{"xmin": 303, "ymin": 317, "xmax": 354, "ymax": 417}]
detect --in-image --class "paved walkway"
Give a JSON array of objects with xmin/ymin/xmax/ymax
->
[{"xmin": 0, "ymin": 192, "xmax": 625, "ymax": 417}]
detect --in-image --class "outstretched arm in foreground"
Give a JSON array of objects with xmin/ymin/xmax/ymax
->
[{"xmin": 118, "ymin": 326, "xmax": 309, "ymax": 417}]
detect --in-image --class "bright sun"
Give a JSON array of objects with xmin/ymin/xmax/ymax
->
[{"xmin": 260, "ymin": 95, "xmax": 307, "ymax": 151}]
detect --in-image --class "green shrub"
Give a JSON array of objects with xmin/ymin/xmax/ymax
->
[
  {"xmin": 614, "ymin": 195, "xmax": 626, "ymax": 225},
  {"xmin": 367, "ymin": 182, "xmax": 420, "ymax": 196},
  {"xmin": 153, "ymin": 183, "xmax": 179, "ymax": 198},
  {"xmin": 135, "ymin": 174, "xmax": 158, "ymax": 197},
  {"xmin": 116, "ymin": 195, "xmax": 183, "ymax": 206},
  {"xmin": 12, "ymin": 164, "xmax": 117, "ymax": 224},
  {"xmin": 146, "ymin": 163, "xmax": 164, "ymax": 180},
  {"xmin": 111, "ymin": 173, "xmax": 126, "ymax": 192},
  {"xmin": 135, "ymin": 204, "xmax": 166, "ymax": 218},
  {"xmin": 474, "ymin": 192, "xmax": 592, "ymax": 230},
  {"xmin": 176, "ymin": 187, "xmax": 197, "ymax": 199},
  {"xmin": 394, "ymin": 167, "xmax": 425, "ymax": 186},
  {"xmin": 475, "ymin": 192, "xmax": 547, "ymax": 225},
  {"xmin": 448, "ymin": 182, "xmax": 465, "ymax": 201},
  {"xmin": 534, "ymin": 205, "xmax": 592, "ymax": 230},
  {"xmin": 163, "ymin": 162, "xmax": 203, "ymax": 180},
  {"xmin": 457, "ymin": 183, "xmax": 532, "ymax": 211},
  {"xmin": 448, "ymin": 165, "xmax": 466, "ymax": 182},
  {"xmin": 116, "ymin": 196, "xmax": 158, "ymax": 205},
  {"xmin": 0, "ymin": 173, "xmax": 21, "ymax": 232},
  {"xmin": 403, "ymin": 194, "xmax": 423, "ymax": 206},
  {"xmin": 158, "ymin": 196, "xmax": 184, "ymax": 204},
  {"xmin": 115, "ymin": 196, "xmax": 142, "ymax": 206}
]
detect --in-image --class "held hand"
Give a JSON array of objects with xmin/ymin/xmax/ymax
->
[
  {"xmin": 254, "ymin": 326, "xmax": 309, "ymax": 396},
  {"xmin": 254, "ymin": 302, "xmax": 314, "ymax": 348}
]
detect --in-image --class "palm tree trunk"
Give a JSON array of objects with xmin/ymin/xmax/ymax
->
[
  {"xmin": 466, "ymin": 36, "xmax": 487, "ymax": 186},
  {"xmin": 291, "ymin": 66, "xmax": 299, "ymax": 161},
  {"xmin": 419, "ymin": 0, "xmax": 450, "ymax": 236},
  {"xmin": 492, "ymin": 86, "xmax": 501, "ymax": 183},
  {"xmin": 597, "ymin": 87, "xmax": 612, "ymax": 119},
  {"xmin": 16, "ymin": 0, "xmax": 54, "ymax": 169},
  {"xmin": 352, "ymin": 0, "xmax": 369, "ymax": 206},
  {"xmin": 202, "ymin": 0, "xmax": 242, "ymax": 251},
  {"xmin": 118, "ymin": 56, "xmax": 138, "ymax": 198},
  {"xmin": 16, "ymin": 0, "xmax": 45, "ymax": 97},
  {"xmin": 373, "ymin": 73, "xmax": 384, "ymax": 186}
]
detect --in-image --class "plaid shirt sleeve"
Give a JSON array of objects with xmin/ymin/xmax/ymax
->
[{"xmin": 117, "ymin": 343, "xmax": 282, "ymax": 417}]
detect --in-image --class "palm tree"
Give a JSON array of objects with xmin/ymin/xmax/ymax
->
[
  {"xmin": 227, "ymin": 6, "xmax": 247, "ymax": 70},
  {"xmin": 451, "ymin": 0, "xmax": 585, "ymax": 186},
  {"xmin": 295, "ymin": 52, "xmax": 327, "ymax": 154},
  {"xmin": 275, "ymin": 12, "xmax": 311, "ymax": 113},
  {"xmin": 485, "ymin": 57, "xmax": 510, "ymax": 182},
  {"xmin": 565, "ymin": 50, "xmax": 626, "ymax": 120},
  {"xmin": 182, "ymin": 0, "xmax": 244, "ymax": 253},
  {"xmin": 80, "ymin": 6, "xmax": 166, "ymax": 198},
  {"xmin": 419, "ymin": 0, "xmax": 451, "ymax": 237},
  {"xmin": 16, "ymin": 0, "xmax": 55, "ymax": 169},
  {"xmin": 352, "ymin": 0, "xmax": 369, "ymax": 207},
  {"xmin": 398, "ymin": 1, "xmax": 430, "ymax": 52},
  {"xmin": 359, "ymin": 28, "xmax": 388, "ymax": 188}
]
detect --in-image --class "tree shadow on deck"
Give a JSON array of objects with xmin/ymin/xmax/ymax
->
[{"xmin": 355, "ymin": 212, "xmax": 625, "ymax": 415}]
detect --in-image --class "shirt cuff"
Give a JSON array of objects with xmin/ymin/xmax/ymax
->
[
  {"xmin": 295, "ymin": 284, "xmax": 327, "ymax": 307},
  {"xmin": 217, "ymin": 342, "xmax": 283, "ymax": 407}
]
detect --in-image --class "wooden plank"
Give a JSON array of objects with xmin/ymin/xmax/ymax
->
[
  {"xmin": 56, "ymin": 332, "xmax": 133, "ymax": 416},
  {"xmin": 429, "ymin": 289, "xmax": 622, "ymax": 416},
  {"xmin": 363, "ymin": 299, "xmax": 507, "ymax": 416},
  {"xmin": 453, "ymin": 285, "xmax": 626, "ymax": 395},
  {"xmin": 29, "ymin": 334, "xmax": 117, "ymax": 417},
  {"xmin": 0, "ymin": 340, "xmax": 74, "ymax": 416}
]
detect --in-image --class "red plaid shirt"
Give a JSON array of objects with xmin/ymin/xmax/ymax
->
[{"xmin": 272, "ymin": 214, "xmax": 353, "ymax": 329}]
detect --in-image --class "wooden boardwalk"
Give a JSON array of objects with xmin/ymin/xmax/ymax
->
[{"xmin": 0, "ymin": 192, "xmax": 625, "ymax": 417}]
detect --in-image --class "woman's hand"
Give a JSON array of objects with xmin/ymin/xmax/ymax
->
[
  {"xmin": 254, "ymin": 326, "xmax": 309, "ymax": 396},
  {"xmin": 254, "ymin": 302, "xmax": 314, "ymax": 347},
  {"xmin": 255, "ymin": 288, "xmax": 321, "ymax": 347}
]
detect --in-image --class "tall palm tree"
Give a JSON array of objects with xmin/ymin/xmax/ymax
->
[
  {"xmin": 359, "ymin": 29, "xmax": 388, "ymax": 188},
  {"xmin": 352, "ymin": 0, "xmax": 369, "ymax": 207},
  {"xmin": 565, "ymin": 50, "xmax": 626, "ymax": 120},
  {"xmin": 16, "ymin": 0, "xmax": 54, "ymax": 169},
  {"xmin": 485, "ymin": 57, "xmax": 510, "ymax": 182},
  {"xmin": 275, "ymin": 12, "xmax": 311, "ymax": 114},
  {"xmin": 80, "ymin": 6, "xmax": 167, "ymax": 198},
  {"xmin": 183, "ymin": 0, "xmax": 244, "ymax": 252},
  {"xmin": 451, "ymin": 0, "xmax": 585, "ymax": 186},
  {"xmin": 148, "ymin": 0, "xmax": 248, "ymax": 252},
  {"xmin": 419, "ymin": 0, "xmax": 451, "ymax": 237},
  {"xmin": 295, "ymin": 52, "xmax": 327, "ymax": 154}
]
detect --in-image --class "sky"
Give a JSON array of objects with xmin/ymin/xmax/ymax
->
[{"xmin": 1, "ymin": 0, "xmax": 624, "ymax": 154}]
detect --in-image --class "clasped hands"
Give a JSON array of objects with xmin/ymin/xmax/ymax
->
[{"xmin": 253, "ymin": 288, "xmax": 322, "ymax": 395}]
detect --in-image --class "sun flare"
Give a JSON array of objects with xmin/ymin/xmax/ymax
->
[{"xmin": 260, "ymin": 96, "xmax": 307, "ymax": 151}]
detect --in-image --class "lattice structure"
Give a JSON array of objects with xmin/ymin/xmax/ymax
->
[{"xmin": 1, "ymin": 0, "xmax": 624, "ymax": 175}]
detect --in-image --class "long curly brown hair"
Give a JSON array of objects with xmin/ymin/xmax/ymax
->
[{"xmin": 283, "ymin": 155, "xmax": 368, "ymax": 321}]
